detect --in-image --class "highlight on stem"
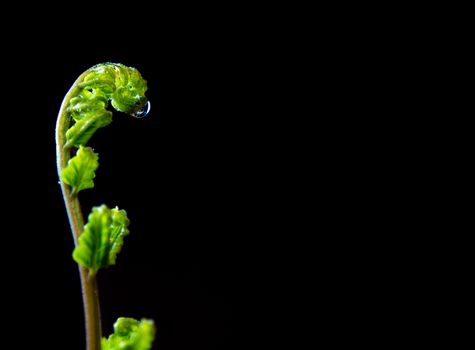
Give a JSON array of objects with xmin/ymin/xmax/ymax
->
[{"xmin": 56, "ymin": 63, "xmax": 155, "ymax": 350}]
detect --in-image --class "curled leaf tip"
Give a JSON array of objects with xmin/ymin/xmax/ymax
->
[{"xmin": 65, "ymin": 63, "xmax": 148, "ymax": 147}]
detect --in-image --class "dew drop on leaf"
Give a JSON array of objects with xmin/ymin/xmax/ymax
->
[{"xmin": 133, "ymin": 101, "xmax": 151, "ymax": 119}]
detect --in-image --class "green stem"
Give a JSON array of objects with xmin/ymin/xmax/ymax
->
[{"xmin": 56, "ymin": 71, "xmax": 102, "ymax": 350}]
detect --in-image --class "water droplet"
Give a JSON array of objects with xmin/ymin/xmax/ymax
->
[{"xmin": 133, "ymin": 101, "xmax": 151, "ymax": 118}]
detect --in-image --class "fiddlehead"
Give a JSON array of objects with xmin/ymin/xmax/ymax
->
[
  {"xmin": 64, "ymin": 63, "xmax": 150, "ymax": 149},
  {"xmin": 56, "ymin": 63, "xmax": 155, "ymax": 350}
]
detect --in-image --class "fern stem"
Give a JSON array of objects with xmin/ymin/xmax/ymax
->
[{"xmin": 56, "ymin": 71, "xmax": 102, "ymax": 350}]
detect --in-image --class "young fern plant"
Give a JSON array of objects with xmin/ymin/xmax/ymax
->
[{"xmin": 56, "ymin": 63, "xmax": 155, "ymax": 350}]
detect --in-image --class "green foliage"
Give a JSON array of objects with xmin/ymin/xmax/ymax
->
[
  {"xmin": 58, "ymin": 63, "xmax": 154, "ymax": 349},
  {"xmin": 61, "ymin": 146, "xmax": 99, "ymax": 194},
  {"xmin": 64, "ymin": 63, "xmax": 148, "ymax": 148},
  {"xmin": 110, "ymin": 64, "xmax": 148, "ymax": 113},
  {"xmin": 72, "ymin": 205, "xmax": 130, "ymax": 276},
  {"xmin": 109, "ymin": 208, "xmax": 131, "ymax": 266},
  {"xmin": 65, "ymin": 109, "xmax": 113, "ymax": 148},
  {"xmin": 102, "ymin": 318, "xmax": 155, "ymax": 350}
]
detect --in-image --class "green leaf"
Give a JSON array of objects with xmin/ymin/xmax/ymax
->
[
  {"xmin": 102, "ymin": 318, "xmax": 155, "ymax": 350},
  {"xmin": 61, "ymin": 146, "xmax": 99, "ymax": 194},
  {"xmin": 109, "ymin": 208, "xmax": 131, "ymax": 266},
  {"xmin": 65, "ymin": 109, "xmax": 112, "ymax": 148},
  {"xmin": 72, "ymin": 205, "xmax": 130, "ymax": 275},
  {"xmin": 67, "ymin": 89, "xmax": 109, "ymax": 122}
]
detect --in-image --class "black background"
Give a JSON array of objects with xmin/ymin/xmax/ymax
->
[
  {"xmin": 0, "ymin": 6, "xmax": 437, "ymax": 349},
  {"xmin": 1, "ymin": 7, "xmax": 401, "ymax": 350},
  {"xmin": 2, "ymin": 21, "xmax": 297, "ymax": 350}
]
